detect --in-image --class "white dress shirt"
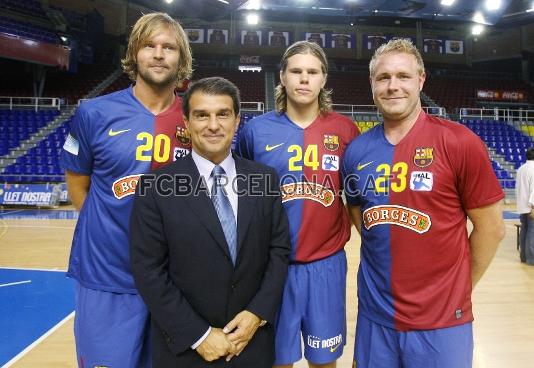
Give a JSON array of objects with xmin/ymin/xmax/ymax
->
[
  {"xmin": 191, "ymin": 150, "xmax": 238, "ymax": 221},
  {"xmin": 189, "ymin": 149, "xmax": 238, "ymax": 349},
  {"xmin": 516, "ymin": 160, "xmax": 534, "ymax": 214}
]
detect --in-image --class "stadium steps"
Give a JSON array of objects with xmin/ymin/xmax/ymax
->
[
  {"xmin": 420, "ymin": 91, "xmax": 448, "ymax": 116},
  {"xmin": 488, "ymin": 148, "xmax": 516, "ymax": 172},
  {"xmin": 0, "ymin": 67, "xmax": 123, "ymax": 170},
  {"xmin": 0, "ymin": 106, "xmax": 75, "ymax": 170},
  {"xmin": 264, "ymin": 71, "xmax": 275, "ymax": 112},
  {"xmin": 487, "ymin": 148, "xmax": 517, "ymax": 202}
]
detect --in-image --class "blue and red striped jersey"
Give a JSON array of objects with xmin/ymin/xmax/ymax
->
[
  {"xmin": 342, "ymin": 111, "xmax": 504, "ymax": 331},
  {"xmin": 236, "ymin": 110, "xmax": 359, "ymax": 262},
  {"xmin": 61, "ymin": 86, "xmax": 190, "ymax": 293}
]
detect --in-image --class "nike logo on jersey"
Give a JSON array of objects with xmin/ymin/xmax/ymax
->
[
  {"xmin": 265, "ymin": 143, "xmax": 284, "ymax": 151},
  {"xmin": 330, "ymin": 343, "xmax": 342, "ymax": 353},
  {"xmin": 357, "ymin": 161, "xmax": 373, "ymax": 170},
  {"xmin": 108, "ymin": 128, "xmax": 131, "ymax": 136}
]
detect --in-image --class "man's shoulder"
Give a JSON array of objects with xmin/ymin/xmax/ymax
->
[
  {"xmin": 425, "ymin": 114, "xmax": 471, "ymax": 135},
  {"xmin": 424, "ymin": 114, "xmax": 481, "ymax": 147},
  {"xmin": 248, "ymin": 111, "xmax": 282, "ymax": 126}
]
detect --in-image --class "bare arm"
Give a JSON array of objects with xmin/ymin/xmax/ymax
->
[
  {"xmin": 65, "ymin": 170, "xmax": 90, "ymax": 211},
  {"xmin": 348, "ymin": 204, "xmax": 362, "ymax": 235},
  {"xmin": 466, "ymin": 200, "xmax": 505, "ymax": 289}
]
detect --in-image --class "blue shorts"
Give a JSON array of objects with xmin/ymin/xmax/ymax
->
[
  {"xmin": 354, "ymin": 313, "xmax": 473, "ymax": 368},
  {"xmin": 274, "ymin": 250, "xmax": 347, "ymax": 365},
  {"xmin": 74, "ymin": 282, "xmax": 151, "ymax": 368}
]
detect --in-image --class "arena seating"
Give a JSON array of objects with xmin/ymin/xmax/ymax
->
[
  {"xmin": 103, "ymin": 69, "xmax": 266, "ymax": 104},
  {"xmin": 0, "ymin": 109, "xmax": 60, "ymax": 155},
  {"xmin": 462, "ymin": 119, "xmax": 533, "ymax": 188},
  {"xmin": 101, "ymin": 74, "xmax": 131, "ymax": 95},
  {"xmin": 0, "ymin": 15, "xmax": 58, "ymax": 43},
  {"xmin": 0, "ymin": 0, "xmax": 47, "ymax": 20},
  {"xmin": 0, "ymin": 117, "xmax": 67, "ymax": 183},
  {"xmin": 192, "ymin": 69, "xmax": 265, "ymax": 103},
  {"xmin": 356, "ymin": 121, "xmax": 380, "ymax": 133},
  {"xmin": 424, "ymin": 75, "xmax": 534, "ymax": 113},
  {"xmin": 0, "ymin": 109, "xmax": 263, "ymax": 183},
  {"xmin": 327, "ymin": 72, "xmax": 374, "ymax": 105},
  {"xmin": 0, "ymin": 64, "xmax": 117, "ymax": 104}
]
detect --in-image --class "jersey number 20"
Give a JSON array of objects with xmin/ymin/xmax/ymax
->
[{"xmin": 136, "ymin": 132, "xmax": 171, "ymax": 162}]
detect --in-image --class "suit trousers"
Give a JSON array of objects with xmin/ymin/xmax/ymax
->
[{"xmin": 519, "ymin": 214, "xmax": 534, "ymax": 265}]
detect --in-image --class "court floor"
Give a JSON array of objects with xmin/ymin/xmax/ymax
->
[{"xmin": 0, "ymin": 206, "xmax": 533, "ymax": 368}]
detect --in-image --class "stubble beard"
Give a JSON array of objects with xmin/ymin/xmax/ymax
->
[{"xmin": 138, "ymin": 66, "xmax": 179, "ymax": 89}]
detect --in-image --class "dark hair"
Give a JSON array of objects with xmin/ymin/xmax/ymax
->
[
  {"xmin": 527, "ymin": 148, "xmax": 534, "ymax": 161},
  {"xmin": 183, "ymin": 77, "xmax": 240, "ymax": 118}
]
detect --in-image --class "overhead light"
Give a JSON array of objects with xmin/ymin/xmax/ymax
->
[
  {"xmin": 485, "ymin": 0, "xmax": 502, "ymax": 11},
  {"xmin": 217, "ymin": 0, "xmax": 230, "ymax": 4},
  {"xmin": 60, "ymin": 36, "xmax": 68, "ymax": 42},
  {"xmin": 247, "ymin": 13, "xmax": 259, "ymax": 25},
  {"xmin": 164, "ymin": 0, "xmax": 173, "ymax": 4},
  {"xmin": 440, "ymin": 0, "xmax": 456, "ymax": 6},
  {"xmin": 472, "ymin": 24, "xmax": 484, "ymax": 35},
  {"xmin": 473, "ymin": 11, "xmax": 487, "ymax": 24},
  {"xmin": 245, "ymin": 0, "xmax": 261, "ymax": 10},
  {"xmin": 349, "ymin": 21, "xmax": 354, "ymax": 26},
  {"xmin": 239, "ymin": 66, "xmax": 262, "ymax": 72}
]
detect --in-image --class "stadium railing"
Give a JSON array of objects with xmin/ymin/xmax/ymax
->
[
  {"xmin": 0, "ymin": 96, "xmax": 62, "ymax": 111},
  {"xmin": 459, "ymin": 107, "xmax": 534, "ymax": 122},
  {"xmin": 332, "ymin": 104, "xmax": 446, "ymax": 119}
]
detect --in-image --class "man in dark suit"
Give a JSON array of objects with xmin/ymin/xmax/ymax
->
[{"xmin": 129, "ymin": 77, "xmax": 291, "ymax": 367}]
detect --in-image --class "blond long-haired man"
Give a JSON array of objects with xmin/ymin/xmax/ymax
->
[
  {"xmin": 61, "ymin": 13, "xmax": 192, "ymax": 367},
  {"xmin": 236, "ymin": 41, "xmax": 359, "ymax": 368},
  {"xmin": 342, "ymin": 38, "xmax": 505, "ymax": 368}
]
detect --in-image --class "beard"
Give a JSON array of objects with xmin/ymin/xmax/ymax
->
[{"xmin": 137, "ymin": 64, "xmax": 180, "ymax": 88}]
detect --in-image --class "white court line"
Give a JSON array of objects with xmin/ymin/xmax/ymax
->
[
  {"xmin": 2, "ymin": 311, "xmax": 75, "ymax": 368},
  {"xmin": 0, "ymin": 280, "xmax": 31, "ymax": 288},
  {"xmin": 0, "ymin": 267, "xmax": 66, "ymax": 272},
  {"xmin": 0, "ymin": 210, "xmax": 24, "ymax": 217}
]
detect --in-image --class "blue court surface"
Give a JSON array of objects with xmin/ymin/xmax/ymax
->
[
  {"xmin": 503, "ymin": 211, "xmax": 519, "ymax": 220},
  {"xmin": 0, "ymin": 268, "xmax": 74, "ymax": 367}
]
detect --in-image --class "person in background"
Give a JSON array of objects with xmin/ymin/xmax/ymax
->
[{"xmin": 516, "ymin": 147, "xmax": 534, "ymax": 265}]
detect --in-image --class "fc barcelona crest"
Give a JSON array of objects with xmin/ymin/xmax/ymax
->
[
  {"xmin": 187, "ymin": 30, "xmax": 200, "ymax": 42},
  {"xmin": 323, "ymin": 134, "xmax": 339, "ymax": 151},
  {"xmin": 413, "ymin": 147, "xmax": 434, "ymax": 168},
  {"xmin": 176, "ymin": 126, "xmax": 191, "ymax": 146}
]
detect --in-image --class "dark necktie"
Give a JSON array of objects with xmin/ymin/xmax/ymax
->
[{"xmin": 211, "ymin": 165, "xmax": 237, "ymax": 264}]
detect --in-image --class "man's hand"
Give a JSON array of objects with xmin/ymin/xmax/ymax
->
[
  {"xmin": 195, "ymin": 328, "xmax": 236, "ymax": 362},
  {"xmin": 223, "ymin": 310, "xmax": 262, "ymax": 361},
  {"xmin": 529, "ymin": 208, "xmax": 534, "ymax": 219}
]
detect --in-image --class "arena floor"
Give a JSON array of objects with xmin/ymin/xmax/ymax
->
[{"xmin": 0, "ymin": 205, "xmax": 532, "ymax": 368}]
